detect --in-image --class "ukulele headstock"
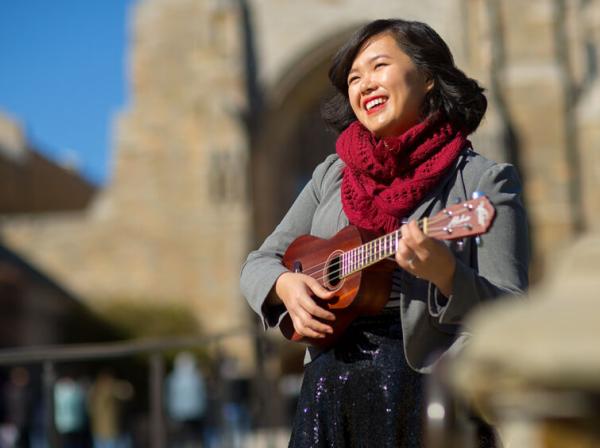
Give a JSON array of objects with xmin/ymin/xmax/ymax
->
[{"xmin": 426, "ymin": 196, "xmax": 495, "ymax": 240}]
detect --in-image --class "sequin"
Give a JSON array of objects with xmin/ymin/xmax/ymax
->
[{"xmin": 288, "ymin": 310, "xmax": 424, "ymax": 447}]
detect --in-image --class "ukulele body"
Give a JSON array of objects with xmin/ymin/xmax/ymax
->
[{"xmin": 279, "ymin": 225, "xmax": 397, "ymax": 349}]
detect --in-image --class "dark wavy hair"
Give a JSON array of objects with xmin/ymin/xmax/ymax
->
[{"xmin": 322, "ymin": 19, "xmax": 487, "ymax": 135}]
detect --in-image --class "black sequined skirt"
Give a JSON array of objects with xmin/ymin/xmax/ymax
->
[{"xmin": 289, "ymin": 308, "xmax": 424, "ymax": 447}]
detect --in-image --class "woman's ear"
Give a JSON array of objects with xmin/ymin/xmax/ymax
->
[{"xmin": 425, "ymin": 76, "xmax": 435, "ymax": 92}]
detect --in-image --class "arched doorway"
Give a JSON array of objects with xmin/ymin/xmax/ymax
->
[{"xmin": 251, "ymin": 26, "xmax": 359, "ymax": 243}]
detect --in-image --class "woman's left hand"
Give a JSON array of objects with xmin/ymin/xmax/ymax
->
[{"xmin": 395, "ymin": 220, "xmax": 456, "ymax": 297}]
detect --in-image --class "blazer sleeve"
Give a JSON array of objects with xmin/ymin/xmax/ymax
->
[
  {"xmin": 428, "ymin": 162, "xmax": 530, "ymax": 325},
  {"xmin": 240, "ymin": 154, "xmax": 339, "ymax": 329}
]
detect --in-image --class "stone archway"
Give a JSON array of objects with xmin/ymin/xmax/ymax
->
[{"xmin": 251, "ymin": 26, "xmax": 359, "ymax": 243}]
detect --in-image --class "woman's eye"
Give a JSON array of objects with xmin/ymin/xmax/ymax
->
[
  {"xmin": 374, "ymin": 63, "xmax": 387, "ymax": 69},
  {"xmin": 348, "ymin": 76, "xmax": 359, "ymax": 85}
]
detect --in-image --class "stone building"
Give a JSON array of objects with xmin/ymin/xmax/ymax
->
[
  {"xmin": 0, "ymin": 113, "xmax": 117, "ymax": 348},
  {"xmin": 0, "ymin": 0, "xmax": 599, "ymax": 374},
  {"xmin": 0, "ymin": 114, "xmax": 96, "ymax": 213}
]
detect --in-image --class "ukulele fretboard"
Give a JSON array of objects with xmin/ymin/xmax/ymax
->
[{"xmin": 341, "ymin": 230, "xmax": 401, "ymax": 278}]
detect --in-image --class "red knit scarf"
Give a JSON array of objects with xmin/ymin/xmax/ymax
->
[{"xmin": 336, "ymin": 116, "xmax": 468, "ymax": 234}]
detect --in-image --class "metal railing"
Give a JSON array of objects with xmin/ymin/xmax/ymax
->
[{"xmin": 0, "ymin": 326, "xmax": 268, "ymax": 448}]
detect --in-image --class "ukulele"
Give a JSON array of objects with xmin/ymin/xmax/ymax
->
[{"xmin": 279, "ymin": 195, "xmax": 495, "ymax": 348}]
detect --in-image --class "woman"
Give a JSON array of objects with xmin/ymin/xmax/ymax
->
[{"xmin": 241, "ymin": 19, "xmax": 529, "ymax": 447}]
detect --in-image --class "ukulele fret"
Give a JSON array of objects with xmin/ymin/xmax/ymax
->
[{"xmin": 342, "ymin": 230, "xmax": 401, "ymax": 278}]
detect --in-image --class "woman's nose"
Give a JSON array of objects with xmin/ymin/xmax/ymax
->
[{"xmin": 359, "ymin": 73, "xmax": 376, "ymax": 94}]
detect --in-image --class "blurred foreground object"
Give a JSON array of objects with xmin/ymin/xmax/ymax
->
[{"xmin": 449, "ymin": 234, "xmax": 600, "ymax": 447}]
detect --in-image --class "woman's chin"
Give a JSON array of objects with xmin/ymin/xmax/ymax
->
[{"xmin": 370, "ymin": 125, "xmax": 405, "ymax": 139}]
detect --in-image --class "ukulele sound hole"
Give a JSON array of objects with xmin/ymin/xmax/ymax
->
[{"xmin": 324, "ymin": 250, "xmax": 344, "ymax": 291}]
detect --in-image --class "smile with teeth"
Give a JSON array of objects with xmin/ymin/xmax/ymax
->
[{"xmin": 365, "ymin": 97, "xmax": 387, "ymax": 111}]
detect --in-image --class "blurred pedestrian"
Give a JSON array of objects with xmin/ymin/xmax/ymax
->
[
  {"xmin": 88, "ymin": 369, "xmax": 133, "ymax": 448},
  {"xmin": 54, "ymin": 376, "xmax": 88, "ymax": 448},
  {"xmin": 1, "ymin": 367, "xmax": 32, "ymax": 448},
  {"xmin": 165, "ymin": 352, "xmax": 207, "ymax": 448}
]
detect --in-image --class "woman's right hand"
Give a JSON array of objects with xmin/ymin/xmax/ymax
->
[{"xmin": 275, "ymin": 272, "xmax": 336, "ymax": 338}]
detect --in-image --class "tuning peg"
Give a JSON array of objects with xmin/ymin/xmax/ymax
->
[
  {"xmin": 475, "ymin": 236, "xmax": 482, "ymax": 247},
  {"xmin": 471, "ymin": 191, "xmax": 484, "ymax": 199}
]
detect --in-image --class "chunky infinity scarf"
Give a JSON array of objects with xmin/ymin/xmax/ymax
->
[{"xmin": 336, "ymin": 116, "xmax": 468, "ymax": 234}]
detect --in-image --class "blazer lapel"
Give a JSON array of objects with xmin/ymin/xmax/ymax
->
[{"xmin": 408, "ymin": 151, "xmax": 469, "ymax": 222}]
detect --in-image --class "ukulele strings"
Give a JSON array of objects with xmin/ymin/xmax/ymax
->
[
  {"xmin": 299, "ymin": 214, "xmax": 449, "ymax": 278},
  {"xmin": 307, "ymin": 221, "xmax": 466, "ymax": 285},
  {"xmin": 297, "ymin": 214, "xmax": 458, "ymax": 282}
]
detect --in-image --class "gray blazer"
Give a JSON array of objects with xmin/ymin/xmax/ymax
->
[{"xmin": 240, "ymin": 149, "xmax": 529, "ymax": 373}]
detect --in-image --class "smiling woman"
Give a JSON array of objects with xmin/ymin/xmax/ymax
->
[
  {"xmin": 346, "ymin": 34, "xmax": 432, "ymax": 138},
  {"xmin": 241, "ymin": 18, "xmax": 529, "ymax": 447}
]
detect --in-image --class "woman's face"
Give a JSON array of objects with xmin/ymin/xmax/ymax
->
[{"xmin": 347, "ymin": 33, "xmax": 433, "ymax": 138}]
